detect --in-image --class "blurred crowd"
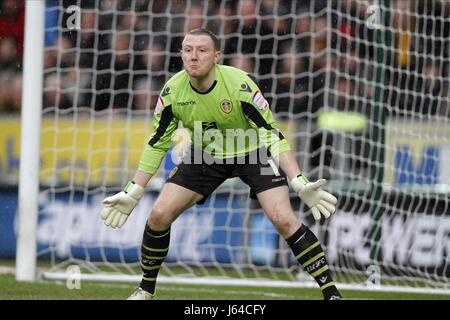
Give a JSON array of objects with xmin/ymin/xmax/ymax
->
[
  {"xmin": 0, "ymin": 0, "xmax": 449, "ymax": 119},
  {"xmin": 0, "ymin": 0, "xmax": 23, "ymax": 112}
]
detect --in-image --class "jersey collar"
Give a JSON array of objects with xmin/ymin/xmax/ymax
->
[{"xmin": 189, "ymin": 80, "xmax": 217, "ymax": 95}]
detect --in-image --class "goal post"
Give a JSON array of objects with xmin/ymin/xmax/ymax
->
[
  {"xmin": 13, "ymin": 0, "xmax": 450, "ymax": 294},
  {"xmin": 16, "ymin": 0, "xmax": 45, "ymax": 282}
]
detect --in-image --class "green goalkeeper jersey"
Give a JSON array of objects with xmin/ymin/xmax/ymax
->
[{"xmin": 139, "ymin": 64, "xmax": 291, "ymax": 174}]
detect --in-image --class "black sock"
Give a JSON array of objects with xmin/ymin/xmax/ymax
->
[
  {"xmin": 286, "ymin": 225, "xmax": 342, "ymax": 300},
  {"xmin": 139, "ymin": 224, "xmax": 170, "ymax": 295}
]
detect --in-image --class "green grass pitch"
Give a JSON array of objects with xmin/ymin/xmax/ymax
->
[{"xmin": 1, "ymin": 274, "xmax": 449, "ymax": 300}]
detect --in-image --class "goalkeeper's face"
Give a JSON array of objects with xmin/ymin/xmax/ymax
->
[{"xmin": 181, "ymin": 35, "xmax": 221, "ymax": 79}]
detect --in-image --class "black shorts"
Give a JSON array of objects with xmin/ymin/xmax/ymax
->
[{"xmin": 167, "ymin": 147, "xmax": 288, "ymax": 204}]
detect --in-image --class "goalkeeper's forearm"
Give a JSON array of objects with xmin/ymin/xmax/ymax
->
[
  {"xmin": 132, "ymin": 169, "xmax": 153, "ymax": 187},
  {"xmin": 273, "ymin": 150, "xmax": 302, "ymax": 180}
]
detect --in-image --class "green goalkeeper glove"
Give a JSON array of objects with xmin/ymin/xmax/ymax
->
[
  {"xmin": 290, "ymin": 175, "xmax": 337, "ymax": 221},
  {"xmin": 101, "ymin": 181, "xmax": 145, "ymax": 228}
]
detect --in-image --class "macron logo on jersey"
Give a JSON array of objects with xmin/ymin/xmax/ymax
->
[
  {"xmin": 176, "ymin": 100, "xmax": 196, "ymax": 106},
  {"xmin": 155, "ymin": 96, "xmax": 164, "ymax": 115},
  {"xmin": 252, "ymin": 90, "xmax": 269, "ymax": 110}
]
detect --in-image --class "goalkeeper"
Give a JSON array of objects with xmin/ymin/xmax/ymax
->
[{"xmin": 101, "ymin": 28, "xmax": 342, "ymax": 300}]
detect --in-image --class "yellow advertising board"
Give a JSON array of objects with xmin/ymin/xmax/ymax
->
[
  {"xmin": 0, "ymin": 116, "xmax": 153, "ymax": 187},
  {"xmin": 384, "ymin": 119, "xmax": 450, "ymax": 188}
]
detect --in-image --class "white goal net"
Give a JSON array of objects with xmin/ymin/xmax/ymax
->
[{"xmin": 17, "ymin": 0, "xmax": 450, "ymax": 293}]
